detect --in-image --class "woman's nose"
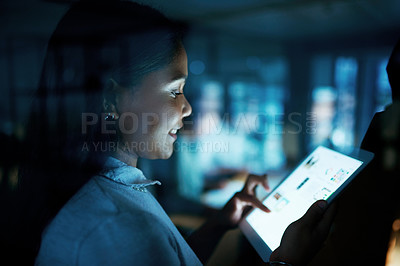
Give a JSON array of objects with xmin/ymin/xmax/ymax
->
[{"xmin": 182, "ymin": 95, "xmax": 192, "ymax": 118}]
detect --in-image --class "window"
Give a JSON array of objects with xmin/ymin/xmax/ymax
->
[
  {"xmin": 310, "ymin": 56, "xmax": 358, "ymax": 151},
  {"xmin": 375, "ymin": 58, "xmax": 392, "ymax": 112}
]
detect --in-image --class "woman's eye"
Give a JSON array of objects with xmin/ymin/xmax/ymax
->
[{"xmin": 171, "ymin": 91, "xmax": 183, "ymax": 98}]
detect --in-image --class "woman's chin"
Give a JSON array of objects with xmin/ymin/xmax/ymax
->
[
  {"xmin": 158, "ymin": 149, "xmax": 174, "ymax": 160},
  {"xmin": 142, "ymin": 148, "xmax": 173, "ymax": 160}
]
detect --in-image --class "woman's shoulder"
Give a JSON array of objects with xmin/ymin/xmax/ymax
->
[
  {"xmin": 76, "ymin": 211, "xmax": 182, "ymax": 265},
  {"xmin": 36, "ymin": 178, "xmax": 172, "ymax": 264},
  {"xmin": 38, "ymin": 178, "xmax": 120, "ymax": 244},
  {"xmin": 39, "ymin": 174, "xmax": 173, "ymax": 244},
  {"xmin": 36, "ymin": 209, "xmax": 176, "ymax": 265}
]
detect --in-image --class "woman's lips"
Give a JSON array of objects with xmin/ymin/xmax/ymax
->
[
  {"xmin": 169, "ymin": 128, "xmax": 178, "ymax": 140},
  {"xmin": 168, "ymin": 132, "xmax": 177, "ymax": 140}
]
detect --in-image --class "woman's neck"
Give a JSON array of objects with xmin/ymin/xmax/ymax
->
[{"xmin": 112, "ymin": 147, "xmax": 138, "ymax": 167}]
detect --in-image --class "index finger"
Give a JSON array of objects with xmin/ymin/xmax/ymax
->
[
  {"xmin": 235, "ymin": 192, "xmax": 271, "ymax": 213},
  {"xmin": 242, "ymin": 174, "xmax": 270, "ymax": 195}
]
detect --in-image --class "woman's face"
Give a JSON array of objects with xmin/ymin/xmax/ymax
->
[{"xmin": 116, "ymin": 46, "xmax": 192, "ymax": 160}]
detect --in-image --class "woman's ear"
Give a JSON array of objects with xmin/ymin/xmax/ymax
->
[{"xmin": 103, "ymin": 79, "xmax": 120, "ymax": 121}]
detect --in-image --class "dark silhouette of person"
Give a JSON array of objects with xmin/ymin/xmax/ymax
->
[{"xmin": 310, "ymin": 38, "xmax": 400, "ymax": 266}]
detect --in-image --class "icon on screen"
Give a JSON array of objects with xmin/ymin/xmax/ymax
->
[
  {"xmin": 275, "ymin": 198, "xmax": 289, "ymax": 212},
  {"xmin": 304, "ymin": 156, "xmax": 319, "ymax": 169},
  {"xmin": 273, "ymin": 192, "xmax": 282, "ymax": 200},
  {"xmin": 313, "ymin": 187, "xmax": 331, "ymax": 200},
  {"xmin": 330, "ymin": 168, "xmax": 346, "ymax": 183}
]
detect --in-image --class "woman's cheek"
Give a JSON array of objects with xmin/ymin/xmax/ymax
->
[{"xmin": 164, "ymin": 105, "xmax": 181, "ymax": 127}]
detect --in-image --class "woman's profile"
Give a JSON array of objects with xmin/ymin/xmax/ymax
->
[{"xmin": 12, "ymin": 1, "xmax": 336, "ymax": 265}]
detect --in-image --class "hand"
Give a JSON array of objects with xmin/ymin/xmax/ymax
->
[
  {"xmin": 188, "ymin": 173, "xmax": 271, "ymax": 263},
  {"xmin": 270, "ymin": 200, "xmax": 337, "ymax": 266},
  {"xmin": 216, "ymin": 173, "xmax": 271, "ymax": 228}
]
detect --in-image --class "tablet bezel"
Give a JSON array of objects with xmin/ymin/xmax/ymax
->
[{"xmin": 239, "ymin": 145, "xmax": 374, "ymax": 262}]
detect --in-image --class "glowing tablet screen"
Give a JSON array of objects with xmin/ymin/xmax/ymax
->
[{"xmin": 245, "ymin": 146, "xmax": 363, "ymax": 251}]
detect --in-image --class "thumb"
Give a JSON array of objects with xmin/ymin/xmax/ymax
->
[{"xmin": 299, "ymin": 200, "xmax": 327, "ymax": 228}]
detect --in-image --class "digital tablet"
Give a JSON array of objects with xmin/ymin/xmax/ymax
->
[{"xmin": 239, "ymin": 145, "xmax": 374, "ymax": 262}]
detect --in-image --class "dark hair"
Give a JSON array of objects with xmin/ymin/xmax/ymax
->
[
  {"xmin": 386, "ymin": 38, "xmax": 400, "ymax": 101},
  {"xmin": 13, "ymin": 1, "xmax": 185, "ymax": 263}
]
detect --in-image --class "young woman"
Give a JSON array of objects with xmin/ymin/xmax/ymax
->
[{"xmin": 14, "ymin": 1, "xmax": 336, "ymax": 265}]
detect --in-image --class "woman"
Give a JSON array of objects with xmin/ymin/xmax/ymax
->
[{"xmin": 15, "ymin": 1, "xmax": 336, "ymax": 265}]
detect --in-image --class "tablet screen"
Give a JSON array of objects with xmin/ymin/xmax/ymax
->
[{"xmin": 244, "ymin": 146, "xmax": 363, "ymax": 251}]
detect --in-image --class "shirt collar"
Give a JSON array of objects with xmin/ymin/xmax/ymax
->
[{"xmin": 99, "ymin": 156, "xmax": 161, "ymax": 189}]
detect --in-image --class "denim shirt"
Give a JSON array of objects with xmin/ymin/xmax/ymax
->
[
  {"xmin": 99, "ymin": 157, "xmax": 162, "ymax": 191},
  {"xmin": 35, "ymin": 157, "xmax": 202, "ymax": 266}
]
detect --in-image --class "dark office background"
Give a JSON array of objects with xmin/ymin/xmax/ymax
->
[{"xmin": 1, "ymin": 0, "xmax": 400, "ymax": 265}]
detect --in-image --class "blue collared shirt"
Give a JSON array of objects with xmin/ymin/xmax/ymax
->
[
  {"xmin": 35, "ymin": 157, "xmax": 202, "ymax": 266},
  {"xmin": 100, "ymin": 156, "xmax": 162, "ymax": 191}
]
